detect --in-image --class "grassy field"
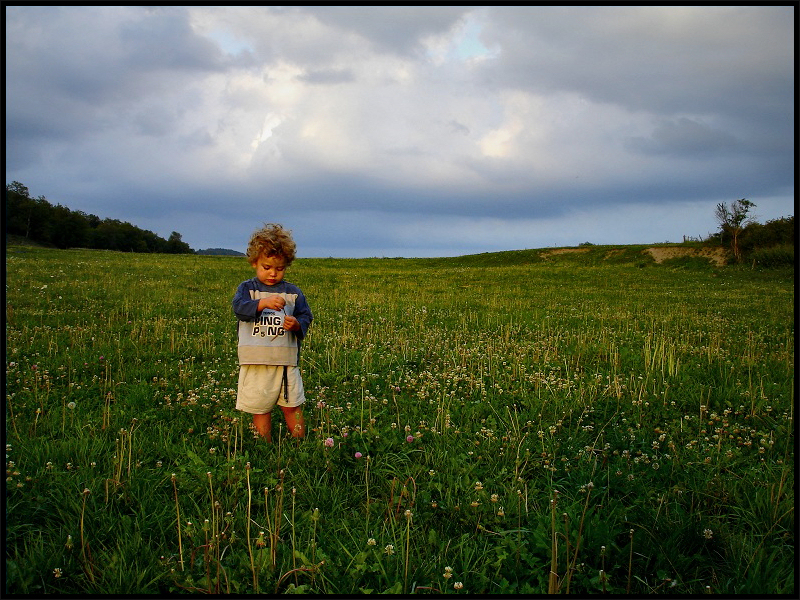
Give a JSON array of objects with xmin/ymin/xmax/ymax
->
[{"xmin": 4, "ymin": 244, "xmax": 794, "ymax": 595}]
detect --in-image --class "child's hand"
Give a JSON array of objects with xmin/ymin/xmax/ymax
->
[
  {"xmin": 260, "ymin": 295, "xmax": 286, "ymax": 311},
  {"xmin": 283, "ymin": 315, "xmax": 299, "ymax": 331}
]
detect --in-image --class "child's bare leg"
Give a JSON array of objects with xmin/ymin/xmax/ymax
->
[
  {"xmin": 280, "ymin": 406, "xmax": 305, "ymax": 438},
  {"xmin": 252, "ymin": 413, "xmax": 272, "ymax": 442}
]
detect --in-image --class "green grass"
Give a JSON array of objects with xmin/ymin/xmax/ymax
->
[{"xmin": 4, "ymin": 245, "xmax": 794, "ymax": 595}]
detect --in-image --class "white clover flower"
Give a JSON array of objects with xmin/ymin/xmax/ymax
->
[
  {"xmin": 384, "ymin": 544, "xmax": 395, "ymax": 555},
  {"xmin": 703, "ymin": 528, "xmax": 713, "ymax": 539}
]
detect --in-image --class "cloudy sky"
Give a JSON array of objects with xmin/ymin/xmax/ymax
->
[{"xmin": 5, "ymin": 6, "xmax": 795, "ymax": 257}]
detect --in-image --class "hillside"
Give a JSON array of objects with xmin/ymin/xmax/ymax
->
[
  {"xmin": 402, "ymin": 243, "xmax": 732, "ymax": 268},
  {"xmin": 195, "ymin": 248, "xmax": 245, "ymax": 256},
  {"xmin": 4, "ymin": 237, "xmax": 733, "ymax": 267}
]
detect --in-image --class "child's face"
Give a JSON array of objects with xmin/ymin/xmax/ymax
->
[{"xmin": 252, "ymin": 253, "xmax": 287, "ymax": 287}]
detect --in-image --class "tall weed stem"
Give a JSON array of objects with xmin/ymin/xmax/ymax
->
[
  {"xmin": 172, "ymin": 474, "xmax": 184, "ymax": 572},
  {"xmin": 564, "ymin": 483, "xmax": 593, "ymax": 594},
  {"xmin": 80, "ymin": 488, "xmax": 95, "ymax": 583},
  {"xmin": 403, "ymin": 509, "xmax": 412, "ymax": 593},
  {"xmin": 548, "ymin": 490, "xmax": 559, "ymax": 594},
  {"xmin": 245, "ymin": 463, "xmax": 257, "ymax": 592}
]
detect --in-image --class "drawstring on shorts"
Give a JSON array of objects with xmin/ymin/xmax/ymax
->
[{"xmin": 282, "ymin": 365, "xmax": 288, "ymax": 400}]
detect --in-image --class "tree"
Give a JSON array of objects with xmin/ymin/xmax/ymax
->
[
  {"xmin": 715, "ymin": 198, "xmax": 755, "ymax": 262},
  {"xmin": 166, "ymin": 231, "xmax": 193, "ymax": 254},
  {"xmin": 5, "ymin": 182, "xmax": 52, "ymax": 241},
  {"xmin": 49, "ymin": 204, "xmax": 87, "ymax": 248}
]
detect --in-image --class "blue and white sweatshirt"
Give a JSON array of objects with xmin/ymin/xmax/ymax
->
[{"xmin": 232, "ymin": 278, "xmax": 313, "ymax": 366}]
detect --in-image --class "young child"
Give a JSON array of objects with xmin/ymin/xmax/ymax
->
[{"xmin": 232, "ymin": 223, "xmax": 313, "ymax": 441}]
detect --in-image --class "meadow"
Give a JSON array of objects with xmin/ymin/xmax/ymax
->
[{"xmin": 4, "ymin": 244, "xmax": 794, "ymax": 595}]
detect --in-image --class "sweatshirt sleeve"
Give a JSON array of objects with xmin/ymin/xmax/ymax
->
[
  {"xmin": 292, "ymin": 290, "xmax": 313, "ymax": 341},
  {"xmin": 232, "ymin": 280, "xmax": 260, "ymax": 321}
]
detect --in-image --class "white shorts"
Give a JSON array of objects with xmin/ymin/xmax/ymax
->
[{"xmin": 236, "ymin": 364, "xmax": 306, "ymax": 414}]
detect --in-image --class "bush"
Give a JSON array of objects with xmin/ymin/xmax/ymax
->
[{"xmin": 750, "ymin": 244, "xmax": 794, "ymax": 268}]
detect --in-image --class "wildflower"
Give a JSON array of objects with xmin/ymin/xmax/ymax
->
[
  {"xmin": 324, "ymin": 437, "xmax": 334, "ymax": 448},
  {"xmin": 454, "ymin": 581, "xmax": 463, "ymax": 589},
  {"xmin": 384, "ymin": 544, "xmax": 395, "ymax": 555},
  {"xmin": 443, "ymin": 566, "xmax": 453, "ymax": 579},
  {"xmin": 497, "ymin": 507, "xmax": 505, "ymax": 517},
  {"xmin": 474, "ymin": 481, "xmax": 484, "ymax": 491},
  {"xmin": 404, "ymin": 509, "xmax": 412, "ymax": 520},
  {"xmin": 490, "ymin": 493, "xmax": 499, "ymax": 503},
  {"xmin": 367, "ymin": 538, "xmax": 376, "ymax": 546},
  {"xmin": 703, "ymin": 528, "xmax": 713, "ymax": 540},
  {"xmin": 355, "ymin": 452, "xmax": 363, "ymax": 459},
  {"xmin": 406, "ymin": 435, "xmax": 414, "ymax": 443},
  {"xmin": 428, "ymin": 470, "xmax": 436, "ymax": 476},
  {"xmin": 53, "ymin": 568, "xmax": 62, "ymax": 578},
  {"xmin": 67, "ymin": 401, "xmax": 76, "ymax": 410}
]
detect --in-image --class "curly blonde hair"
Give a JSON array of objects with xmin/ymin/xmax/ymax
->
[{"xmin": 246, "ymin": 223, "xmax": 297, "ymax": 265}]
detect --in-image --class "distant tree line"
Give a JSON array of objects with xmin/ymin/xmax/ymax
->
[{"xmin": 5, "ymin": 181, "xmax": 193, "ymax": 253}]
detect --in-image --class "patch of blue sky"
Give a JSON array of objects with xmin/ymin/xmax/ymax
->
[
  {"xmin": 453, "ymin": 19, "xmax": 496, "ymax": 61},
  {"xmin": 209, "ymin": 28, "xmax": 253, "ymax": 56}
]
